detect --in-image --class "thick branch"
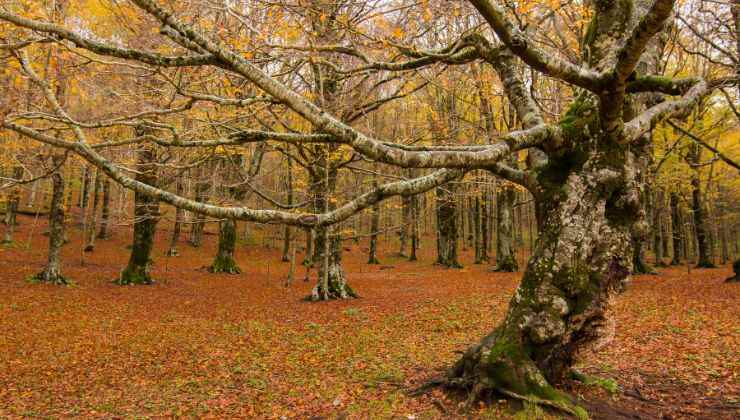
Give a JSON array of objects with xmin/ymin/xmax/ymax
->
[{"xmin": 467, "ymin": 0, "xmax": 603, "ymax": 91}]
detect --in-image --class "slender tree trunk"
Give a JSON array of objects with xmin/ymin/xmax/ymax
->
[
  {"xmin": 77, "ymin": 166, "xmax": 91, "ymax": 226},
  {"xmin": 409, "ymin": 193, "xmax": 419, "ymax": 262},
  {"xmin": 670, "ymin": 192, "xmax": 683, "ymax": 265},
  {"xmin": 33, "ymin": 154, "xmax": 67, "ymax": 284},
  {"xmin": 2, "ymin": 166, "xmax": 23, "ymax": 244},
  {"xmin": 399, "ymin": 195, "xmax": 410, "ymax": 257},
  {"xmin": 97, "ymin": 178, "xmax": 111, "ymax": 239},
  {"xmin": 166, "ymin": 177, "xmax": 184, "ymax": 256},
  {"xmin": 117, "ymin": 129, "xmax": 159, "ymax": 285},
  {"xmin": 281, "ymin": 156, "xmax": 293, "ymax": 262},
  {"xmin": 493, "ymin": 183, "xmax": 518, "ymax": 272},
  {"xmin": 189, "ymin": 173, "xmax": 208, "ymax": 248},
  {"xmin": 653, "ymin": 189, "xmax": 665, "ymax": 266},
  {"xmin": 83, "ymin": 170, "xmax": 100, "ymax": 252},
  {"xmin": 368, "ymin": 174, "xmax": 381, "ymax": 264}
]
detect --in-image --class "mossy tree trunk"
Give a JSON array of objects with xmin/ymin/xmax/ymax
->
[
  {"xmin": 447, "ymin": 121, "xmax": 635, "ymax": 411},
  {"xmin": 493, "ymin": 182, "xmax": 518, "ymax": 272},
  {"xmin": 117, "ymin": 129, "xmax": 159, "ymax": 285},
  {"xmin": 33, "ymin": 154, "xmax": 68, "ymax": 285},
  {"xmin": 209, "ymin": 218, "xmax": 240, "ymax": 273},
  {"xmin": 436, "ymin": 182, "xmax": 462, "ymax": 268}
]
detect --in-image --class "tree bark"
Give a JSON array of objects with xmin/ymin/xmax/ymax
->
[
  {"xmin": 281, "ymin": 156, "xmax": 293, "ymax": 262},
  {"xmin": 436, "ymin": 182, "xmax": 462, "ymax": 268},
  {"xmin": 209, "ymin": 218, "xmax": 240, "ymax": 273},
  {"xmin": 670, "ymin": 192, "xmax": 683, "ymax": 265},
  {"xmin": 166, "ymin": 177, "xmax": 184, "ymax": 256},
  {"xmin": 83, "ymin": 170, "xmax": 100, "ymax": 252},
  {"xmin": 2, "ymin": 166, "xmax": 23, "ymax": 244},
  {"xmin": 32, "ymin": 154, "xmax": 68, "ymax": 284},
  {"xmin": 448, "ymin": 129, "xmax": 635, "ymax": 411},
  {"xmin": 117, "ymin": 129, "xmax": 159, "ymax": 285},
  {"xmin": 368, "ymin": 175, "xmax": 381, "ymax": 264},
  {"xmin": 97, "ymin": 177, "xmax": 111, "ymax": 239},
  {"xmin": 688, "ymin": 143, "xmax": 715, "ymax": 268},
  {"xmin": 189, "ymin": 166, "xmax": 209, "ymax": 248},
  {"xmin": 493, "ymin": 183, "xmax": 518, "ymax": 272}
]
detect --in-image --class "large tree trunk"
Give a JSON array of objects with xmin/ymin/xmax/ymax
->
[
  {"xmin": 436, "ymin": 182, "xmax": 462, "ymax": 268},
  {"xmin": 447, "ymin": 141, "xmax": 635, "ymax": 410},
  {"xmin": 117, "ymin": 130, "xmax": 159, "ymax": 285},
  {"xmin": 209, "ymin": 218, "xmax": 240, "ymax": 273},
  {"xmin": 493, "ymin": 183, "xmax": 518, "ymax": 272},
  {"xmin": 33, "ymin": 155, "xmax": 67, "ymax": 285}
]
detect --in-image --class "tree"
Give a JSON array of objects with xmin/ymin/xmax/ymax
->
[
  {"xmin": 31, "ymin": 153, "xmax": 68, "ymax": 285},
  {"xmin": 118, "ymin": 126, "xmax": 160, "ymax": 285},
  {"xmin": 2, "ymin": 0, "xmax": 736, "ymax": 413}
]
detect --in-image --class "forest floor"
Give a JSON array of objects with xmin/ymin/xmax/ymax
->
[{"xmin": 0, "ymin": 214, "xmax": 738, "ymax": 419}]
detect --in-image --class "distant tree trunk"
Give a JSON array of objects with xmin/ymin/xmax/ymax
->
[
  {"xmin": 481, "ymin": 187, "xmax": 490, "ymax": 263},
  {"xmin": 209, "ymin": 218, "xmax": 240, "ymax": 273},
  {"xmin": 117, "ymin": 128, "xmax": 159, "ymax": 285},
  {"xmin": 653, "ymin": 189, "xmax": 665, "ymax": 266},
  {"xmin": 368, "ymin": 175, "xmax": 381, "ymax": 264},
  {"xmin": 97, "ymin": 178, "xmax": 111, "ymax": 239},
  {"xmin": 689, "ymin": 143, "xmax": 715, "ymax": 268},
  {"xmin": 726, "ymin": 259, "xmax": 739, "ymax": 282},
  {"xmin": 409, "ymin": 194, "xmax": 419, "ymax": 262},
  {"xmin": 436, "ymin": 182, "xmax": 462, "ymax": 268},
  {"xmin": 32, "ymin": 154, "xmax": 67, "ymax": 285},
  {"xmin": 166, "ymin": 177, "xmax": 184, "ymax": 256},
  {"xmin": 2, "ymin": 166, "xmax": 23, "ymax": 244},
  {"xmin": 670, "ymin": 192, "xmax": 683, "ymax": 265},
  {"xmin": 189, "ymin": 172, "xmax": 208, "ymax": 248},
  {"xmin": 493, "ymin": 183, "xmax": 518, "ymax": 272},
  {"xmin": 281, "ymin": 156, "xmax": 293, "ymax": 262},
  {"xmin": 77, "ymin": 166, "xmax": 91, "ymax": 225},
  {"xmin": 83, "ymin": 170, "xmax": 100, "ymax": 252},
  {"xmin": 399, "ymin": 195, "xmax": 411, "ymax": 257}
]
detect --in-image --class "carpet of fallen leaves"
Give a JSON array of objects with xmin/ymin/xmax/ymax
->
[{"xmin": 0, "ymin": 215, "xmax": 738, "ymax": 419}]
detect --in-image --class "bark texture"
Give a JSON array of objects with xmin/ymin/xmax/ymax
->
[
  {"xmin": 32, "ymin": 155, "xmax": 68, "ymax": 285},
  {"xmin": 118, "ymin": 130, "xmax": 159, "ymax": 285}
]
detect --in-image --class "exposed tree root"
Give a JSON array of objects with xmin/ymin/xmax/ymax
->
[
  {"xmin": 209, "ymin": 255, "xmax": 241, "ymax": 274},
  {"xmin": 30, "ymin": 270, "xmax": 69, "ymax": 286}
]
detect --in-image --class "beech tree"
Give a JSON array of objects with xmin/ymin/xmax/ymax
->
[{"xmin": 1, "ymin": 0, "xmax": 737, "ymax": 413}]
